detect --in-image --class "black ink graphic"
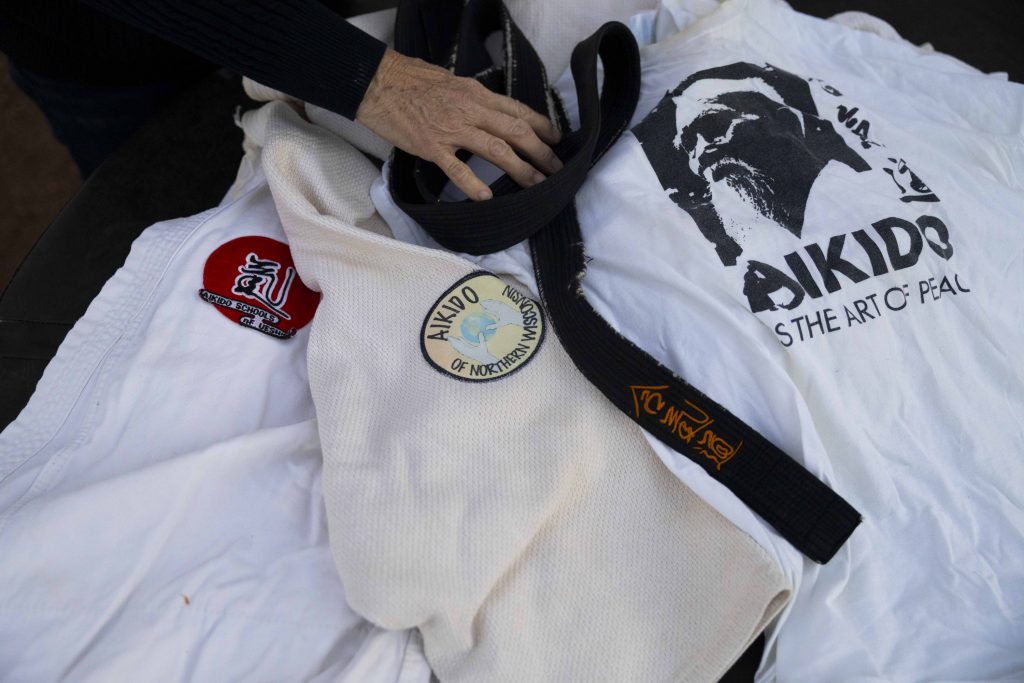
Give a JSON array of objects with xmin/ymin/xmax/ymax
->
[
  {"xmin": 883, "ymin": 157, "xmax": 938, "ymax": 203},
  {"xmin": 231, "ymin": 252, "xmax": 296, "ymax": 320},
  {"xmin": 633, "ymin": 63, "xmax": 871, "ymax": 266}
]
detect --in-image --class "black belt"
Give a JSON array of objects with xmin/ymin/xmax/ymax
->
[{"xmin": 390, "ymin": 0, "xmax": 861, "ymax": 564}]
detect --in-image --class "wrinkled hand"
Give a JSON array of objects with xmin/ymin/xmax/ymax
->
[{"xmin": 356, "ymin": 48, "xmax": 563, "ymax": 201}]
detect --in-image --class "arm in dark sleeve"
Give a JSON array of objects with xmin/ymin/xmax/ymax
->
[{"xmin": 78, "ymin": 0, "xmax": 387, "ymax": 119}]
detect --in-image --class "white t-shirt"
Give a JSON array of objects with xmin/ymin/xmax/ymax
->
[
  {"xmin": 0, "ymin": 166, "xmax": 431, "ymax": 682},
  {"xmin": 374, "ymin": 0, "xmax": 1024, "ymax": 679}
]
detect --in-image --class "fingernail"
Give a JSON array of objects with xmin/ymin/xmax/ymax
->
[
  {"xmin": 477, "ymin": 189, "xmax": 492, "ymax": 201},
  {"xmin": 550, "ymin": 156, "xmax": 563, "ymax": 172},
  {"xmin": 532, "ymin": 172, "xmax": 545, "ymax": 185}
]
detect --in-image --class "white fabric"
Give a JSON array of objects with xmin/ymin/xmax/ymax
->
[
  {"xmin": 244, "ymin": 97, "xmax": 790, "ymax": 683},
  {"xmin": 504, "ymin": 0, "xmax": 659, "ymax": 79},
  {"xmin": 0, "ymin": 165, "xmax": 431, "ymax": 682},
  {"xmin": 374, "ymin": 0, "xmax": 1024, "ymax": 680},
  {"xmin": 826, "ymin": 11, "xmax": 903, "ymax": 43}
]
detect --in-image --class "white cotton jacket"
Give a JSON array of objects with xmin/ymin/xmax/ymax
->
[
  {"xmin": 242, "ymin": 99, "xmax": 791, "ymax": 683},
  {"xmin": 0, "ymin": 165, "xmax": 432, "ymax": 682}
]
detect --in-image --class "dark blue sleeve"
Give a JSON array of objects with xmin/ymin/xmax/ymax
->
[{"xmin": 80, "ymin": 0, "xmax": 388, "ymax": 119}]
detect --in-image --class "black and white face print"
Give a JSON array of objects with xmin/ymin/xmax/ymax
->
[{"xmin": 633, "ymin": 62, "xmax": 871, "ymax": 267}]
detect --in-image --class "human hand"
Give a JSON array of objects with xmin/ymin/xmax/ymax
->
[{"xmin": 356, "ymin": 48, "xmax": 563, "ymax": 201}]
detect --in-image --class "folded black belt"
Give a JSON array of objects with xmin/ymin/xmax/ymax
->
[{"xmin": 390, "ymin": 0, "xmax": 861, "ymax": 564}]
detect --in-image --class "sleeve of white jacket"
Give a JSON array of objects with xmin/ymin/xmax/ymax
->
[{"xmin": 242, "ymin": 101, "xmax": 792, "ymax": 683}]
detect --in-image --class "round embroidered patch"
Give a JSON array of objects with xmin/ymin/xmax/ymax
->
[
  {"xmin": 199, "ymin": 236, "xmax": 319, "ymax": 339},
  {"xmin": 421, "ymin": 272, "xmax": 544, "ymax": 381}
]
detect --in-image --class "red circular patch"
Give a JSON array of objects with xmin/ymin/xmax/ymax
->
[{"xmin": 200, "ymin": 236, "xmax": 319, "ymax": 339}]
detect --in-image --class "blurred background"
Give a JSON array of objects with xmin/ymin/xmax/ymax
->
[{"xmin": 0, "ymin": 52, "xmax": 80, "ymax": 289}]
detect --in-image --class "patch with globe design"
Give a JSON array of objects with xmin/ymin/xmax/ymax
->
[{"xmin": 421, "ymin": 272, "xmax": 544, "ymax": 382}]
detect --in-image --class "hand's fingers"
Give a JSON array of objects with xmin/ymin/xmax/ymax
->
[
  {"xmin": 463, "ymin": 128, "xmax": 545, "ymax": 189},
  {"xmin": 434, "ymin": 149, "xmax": 493, "ymax": 201},
  {"xmin": 476, "ymin": 108, "xmax": 563, "ymax": 175},
  {"xmin": 482, "ymin": 89, "xmax": 562, "ymax": 145}
]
